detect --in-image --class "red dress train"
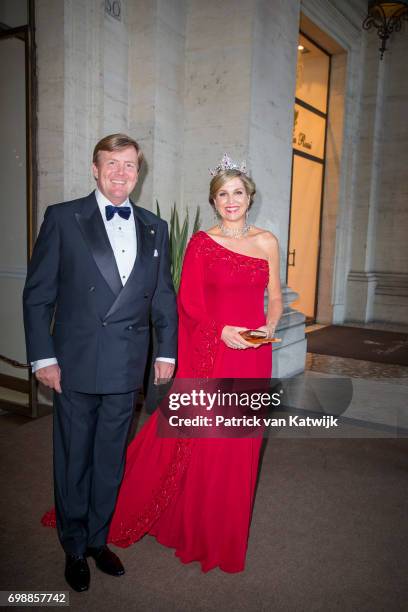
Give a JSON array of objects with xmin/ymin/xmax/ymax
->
[{"xmin": 42, "ymin": 231, "xmax": 272, "ymax": 573}]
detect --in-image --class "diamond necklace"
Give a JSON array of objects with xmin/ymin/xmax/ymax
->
[{"xmin": 218, "ymin": 223, "xmax": 251, "ymax": 238}]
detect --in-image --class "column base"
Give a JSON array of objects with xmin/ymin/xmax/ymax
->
[{"xmin": 270, "ymin": 286, "xmax": 306, "ymax": 378}]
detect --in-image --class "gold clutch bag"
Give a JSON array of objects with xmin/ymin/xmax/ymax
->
[{"xmin": 239, "ymin": 330, "xmax": 282, "ymax": 345}]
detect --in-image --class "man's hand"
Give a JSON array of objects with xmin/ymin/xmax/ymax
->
[
  {"xmin": 35, "ymin": 364, "xmax": 62, "ymax": 393},
  {"xmin": 154, "ymin": 360, "xmax": 175, "ymax": 385}
]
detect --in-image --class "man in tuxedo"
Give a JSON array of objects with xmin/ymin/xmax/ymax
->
[{"xmin": 23, "ymin": 134, "xmax": 177, "ymax": 592}]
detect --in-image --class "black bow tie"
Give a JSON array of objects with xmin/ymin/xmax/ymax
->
[{"xmin": 105, "ymin": 205, "xmax": 131, "ymax": 221}]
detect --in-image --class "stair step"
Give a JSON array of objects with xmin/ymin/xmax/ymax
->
[{"xmin": 0, "ymin": 386, "xmax": 28, "ymax": 407}]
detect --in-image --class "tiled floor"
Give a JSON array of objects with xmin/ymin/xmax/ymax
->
[
  {"xmin": 305, "ymin": 321, "xmax": 408, "ymax": 383},
  {"xmin": 306, "ymin": 321, "xmax": 408, "ymax": 334},
  {"xmin": 305, "ymin": 352, "xmax": 408, "ymax": 383}
]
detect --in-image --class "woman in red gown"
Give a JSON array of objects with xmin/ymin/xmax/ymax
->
[{"xmin": 43, "ymin": 158, "xmax": 283, "ymax": 573}]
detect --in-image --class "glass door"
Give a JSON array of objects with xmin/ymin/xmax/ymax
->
[{"xmin": 287, "ymin": 32, "xmax": 330, "ymax": 322}]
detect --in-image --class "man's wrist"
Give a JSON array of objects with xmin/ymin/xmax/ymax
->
[{"xmin": 32, "ymin": 357, "xmax": 58, "ymax": 373}]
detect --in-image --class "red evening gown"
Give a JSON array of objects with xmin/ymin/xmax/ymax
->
[{"xmin": 42, "ymin": 231, "xmax": 272, "ymax": 573}]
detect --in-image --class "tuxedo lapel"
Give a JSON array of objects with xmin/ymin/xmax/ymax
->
[
  {"xmin": 133, "ymin": 203, "xmax": 157, "ymax": 271},
  {"xmin": 104, "ymin": 204, "xmax": 157, "ymax": 319},
  {"xmin": 74, "ymin": 193, "xmax": 122, "ymax": 297}
]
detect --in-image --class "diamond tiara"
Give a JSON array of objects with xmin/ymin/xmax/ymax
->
[{"xmin": 209, "ymin": 153, "xmax": 248, "ymax": 176}]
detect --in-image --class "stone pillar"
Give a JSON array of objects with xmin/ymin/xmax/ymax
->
[
  {"xmin": 36, "ymin": 0, "xmax": 66, "ymax": 215},
  {"xmin": 128, "ymin": 0, "xmax": 187, "ymax": 216},
  {"xmin": 248, "ymin": 0, "xmax": 300, "ymax": 259},
  {"xmin": 182, "ymin": 0, "xmax": 255, "ymax": 224},
  {"xmin": 272, "ymin": 288, "xmax": 307, "ymax": 377},
  {"xmin": 345, "ymin": 33, "xmax": 387, "ymax": 322},
  {"xmin": 371, "ymin": 31, "xmax": 408, "ymax": 324},
  {"xmin": 346, "ymin": 26, "xmax": 408, "ymax": 326},
  {"xmin": 36, "ymin": 0, "xmax": 131, "ymax": 218},
  {"xmin": 249, "ymin": 0, "xmax": 306, "ymax": 376}
]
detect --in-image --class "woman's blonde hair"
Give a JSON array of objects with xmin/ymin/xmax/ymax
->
[{"xmin": 209, "ymin": 169, "xmax": 256, "ymax": 208}]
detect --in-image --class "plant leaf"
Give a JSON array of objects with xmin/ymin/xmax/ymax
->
[
  {"xmin": 192, "ymin": 206, "xmax": 201, "ymax": 234},
  {"xmin": 157, "ymin": 203, "xmax": 202, "ymax": 292}
]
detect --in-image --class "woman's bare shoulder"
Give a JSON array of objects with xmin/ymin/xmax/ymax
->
[{"xmin": 251, "ymin": 227, "xmax": 279, "ymax": 247}]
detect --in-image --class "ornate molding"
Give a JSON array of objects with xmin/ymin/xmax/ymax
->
[
  {"xmin": 348, "ymin": 271, "xmax": 378, "ymax": 283},
  {"xmin": 348, "ymin": 270, "xmax": 408, "ymax": 297},
  {"xmin": 375, "ymin": 272, "xmax": 408, "ymax": 297}
]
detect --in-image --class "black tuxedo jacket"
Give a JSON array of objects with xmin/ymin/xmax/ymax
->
[{"xmin": 23, "ymin": 192, "xmax": 177, "ymax": 394}]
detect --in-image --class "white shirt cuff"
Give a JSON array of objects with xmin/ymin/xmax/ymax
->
[
  {"xmin": 32, "ymin": 357, "xmax": 58, "ymax": 372},
  {"xmin": 32, "ymin": 356, "xmax": 174, "ymax": 371}
]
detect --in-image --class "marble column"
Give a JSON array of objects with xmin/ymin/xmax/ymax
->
[
  {"xmin": 346, "ymin": 27, "xmax": 408, "ymax": 325},
  {"xmin": 128, "ymin": 0, "xmax": 187, "ymax": 216},
  {"xmin": 36, "ymin": 0, "xmax": 131, "ymax": 218},
  {"xmin": 346, "ymin": 33, "xmax": 387, "ymax": 322},
  {"xmin": 371, "ymin": 31, "xmax": 408, "ymax": 324},
  {"xmin": 181, "ymin": 0, "xmax": 255, "ymax": 222},
  {"xmin": 248, "ymin": 0, "xmax": 306, "ymax": 376}
]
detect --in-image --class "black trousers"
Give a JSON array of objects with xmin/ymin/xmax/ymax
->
[{"xmin": 53, "ymin": 388, "xmax": 135, "ymax": 555}]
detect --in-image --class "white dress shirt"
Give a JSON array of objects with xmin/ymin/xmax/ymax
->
[
  {"xmin": 32, "ymin": 190, "xmax": 174, "ymax": 372},
  {"xmin": 96, "ymin": 189, "xmax": 136, "ymax": 285}
]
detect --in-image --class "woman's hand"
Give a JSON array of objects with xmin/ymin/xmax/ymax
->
[
  {"xmin": 220, "ymin": 326, "xmax": 260, "ymax": 350},
  {"xmin": 256, "ymin": 323, "xmax": 276, "ymax": 339}
]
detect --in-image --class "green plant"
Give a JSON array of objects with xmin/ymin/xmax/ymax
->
[{"xmin": 156, "ymin": 201, "xmax": 201, "ymax": 292}]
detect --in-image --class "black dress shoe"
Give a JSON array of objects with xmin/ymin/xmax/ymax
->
[
  {"xmin": 65, "ymin": 554, "xmax": 90, "ymax": 592},
  {"xmin": 86, "ymin": 545, "xmax": 125, "ymax": 576}
]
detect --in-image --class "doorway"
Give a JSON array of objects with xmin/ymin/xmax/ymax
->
[
  {"xmin": 287, "ymin": 32, "xmax": 330, "ymax": 323},
  {"xmin": 0, "ymin": 0, "xmax": 38, "ymax": 416}
]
